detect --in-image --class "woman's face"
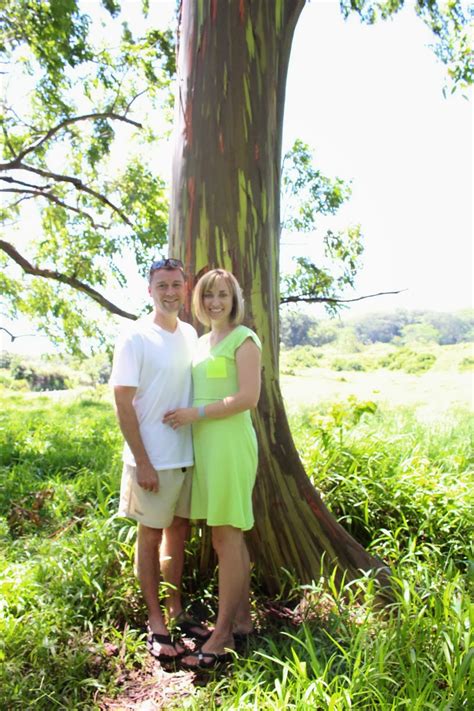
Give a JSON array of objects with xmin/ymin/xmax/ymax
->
[{"xmin": 202, "ymin": 276, "xmax": 234, "ymax": 326}]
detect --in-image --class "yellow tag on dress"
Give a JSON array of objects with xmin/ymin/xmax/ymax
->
[{"xmin": 206, "ymin": 356, "xmax": 227, "ymax": 378}]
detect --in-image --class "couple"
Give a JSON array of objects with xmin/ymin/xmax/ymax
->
[{"xmin": 110, "ymin": 258, "xmax": 261, "ymax": 671}]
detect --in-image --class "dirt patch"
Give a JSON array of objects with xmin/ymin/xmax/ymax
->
[{"xmin": 97, "ymin": 658, "xmax": 197, "ymax": 710}]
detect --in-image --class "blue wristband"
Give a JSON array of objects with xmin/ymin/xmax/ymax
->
[{"xmin": 198, "ymin": 405, "xmax": 206, "ymax": 419}]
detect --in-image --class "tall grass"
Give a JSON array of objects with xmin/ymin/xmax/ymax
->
[
  {"xmin": 291, "ymin": 399, "xmax": 473, "ymax": 570},
  {"xmin": 0, "ymin": 391, "xmax": 472, "ymax": 709}
]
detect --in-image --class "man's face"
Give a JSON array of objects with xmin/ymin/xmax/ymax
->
[{"xmin": 148, "ymin": 268, "xmax": 185, "ymax": 317}]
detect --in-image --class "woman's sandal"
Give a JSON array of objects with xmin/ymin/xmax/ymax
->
[
  {"xmin": 180, "ymin": 649, "xmax": 233, "ymax": 671},
  {"xmin": 146, "ymin": 630, "xmax": 184, "ymax": 664},
  {"xmin": 173, "ymin": 612, "xmax": 212, "ymax": 642}
]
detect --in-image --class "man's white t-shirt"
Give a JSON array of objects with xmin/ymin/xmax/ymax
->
[{"xmin": 110, "ymin": 315, "xmax": 198, "ymax": 470}]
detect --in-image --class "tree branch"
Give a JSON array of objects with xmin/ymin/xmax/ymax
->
[
  {"xmin": 0, "ymin": 186, "xmax": 110, "ymax": 229},
  {"xmin": 124, "ymin": 88, "xmax": 149, "ymax": 114},
  {"xmin": 280, "ymin": 289, "xmax": 407, "ymax": 305},
  {"xmin": 0, "ymin": 111, "xmax": 143, "ymax": 166},
  {"xmin": 0, "ymin": 325, "xmax": 40, "ymax": 341},
  {"xmin": 0, "ymin": 239, "xmax": 138, "ymax": 321},
  {"xmin": 5, "ymin": 163, "xmax": 133, "ymax": 225},
  {"xmin": 0, "ymin": 175, "xmax": 52, "ymax": 190}
]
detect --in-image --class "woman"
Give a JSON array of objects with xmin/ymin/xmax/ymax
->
[{"xmin": 163, "ymin": 268, "xmax": 261, "ymax": 669}]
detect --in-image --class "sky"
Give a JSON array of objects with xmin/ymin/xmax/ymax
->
[
  {"xmin": 280, "ymin": 1, "xmax": 472, "ymax": 316},
  {"xmin": 1, "ymin": 0, "xmax": 472, "ymax": 354}
]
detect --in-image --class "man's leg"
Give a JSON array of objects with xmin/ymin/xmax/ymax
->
[
  {"xmin": 136, "ymin": 522, "xmax": 183, "ymax": 656},
  {"xmin": 160, "ymin": 515, "xmax": 189, "ymax": 619}
]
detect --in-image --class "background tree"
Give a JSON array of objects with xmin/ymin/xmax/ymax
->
[
  {"xmin": 280, "ymin": 139, "xmax": 364, "ymax": 311},
  {"xmin": 0, "ymin": 0, "xmax": 174, "ymax": 351},
  {"xmin": 280, "ymin": 309, "xmax": 318, "ymax": 348}
]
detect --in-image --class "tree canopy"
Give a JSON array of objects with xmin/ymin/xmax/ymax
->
[
  {"xmin": 0, "ymin": 0, "xmax": 471, "ymax": 353},
  {"xmin": 0, "ymin": 0, "xmax": 174, "ymax": 351}
]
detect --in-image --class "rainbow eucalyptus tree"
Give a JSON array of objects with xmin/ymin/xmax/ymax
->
[{"xmin": 168, "ymin": 0, "xmax": 389, "ymax": 593}]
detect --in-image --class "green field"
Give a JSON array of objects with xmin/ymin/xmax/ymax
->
[
  {"xmin": 0, "ymin": 352, "xmax": 472, "ymax": 709},
  {"xmin": 281, "ymin": 342, "xmax": 473, "ymax": 418}
]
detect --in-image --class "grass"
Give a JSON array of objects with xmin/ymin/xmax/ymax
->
[{"xmin": 0, "ymin": 384, "xmax": 472, "ymax": 709}]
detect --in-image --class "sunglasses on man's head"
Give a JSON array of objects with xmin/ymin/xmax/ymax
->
[{"xmin": 150, "ymin": 258, "xmax": 184, "ymax": 271}]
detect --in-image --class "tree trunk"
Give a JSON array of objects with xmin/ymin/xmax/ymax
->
[{"xmin": 169, "ymin": 0, "xmax": 389, "ymax": 595}]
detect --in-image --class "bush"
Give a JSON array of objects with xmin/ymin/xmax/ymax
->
[
  {"xmin": 10, "ymin": 361, "xmax": 72, "ymax": 391},
  {"xmin": 331, "ymin": 358, "xmax": 366, "ymax": 371},
  {"xmin": 281, "ymin": 345, "xmax": 322, "ymax": 372},
  {"xmin": 378, "ymin": 347, "xmax": 436, "ymax": 374},
  {"xmin": 0, "ymin": 372, "xmax": 29, "ymax": 391},
  {"xmin": 292, "ymin": 400, "xmax": 473, "ymax": 569},
  {"xmin": 459, "ymin": 356, "xmax": 474, "ymax": 371}
]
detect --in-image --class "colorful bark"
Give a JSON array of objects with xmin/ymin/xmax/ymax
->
[{"xmin": 169, "ymin": 0, "xmax": 390, "ymax": 595}]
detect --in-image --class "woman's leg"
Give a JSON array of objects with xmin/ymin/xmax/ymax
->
[
  {"xmin": 183, "ymin": 525, "xmax": 246, "ymax": 662},
  {"xmin": 232, "ymin": 539, "xmax": 254, "ymax": 635}
]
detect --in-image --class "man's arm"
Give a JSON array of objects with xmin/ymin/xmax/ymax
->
[{"xmin": 114, "ymin": 386, "xmax": 159, "ymax": 492}]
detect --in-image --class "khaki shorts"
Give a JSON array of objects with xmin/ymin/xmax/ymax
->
[{"xmin": 118, "ymin": 464, "xmax": 192, "ymax": 529}]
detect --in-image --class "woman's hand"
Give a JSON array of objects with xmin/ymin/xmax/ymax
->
[{"xmin": 163, "ymin": 407, "xmax": 199, "ymax": 429}]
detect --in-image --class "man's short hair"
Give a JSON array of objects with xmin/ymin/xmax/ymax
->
[
  {"xmin": 193, "ymin": 269, "xmax": 245, "ymax": 327},
  {"xmin": 148, "ymin": 258, "xmax": 185, "ymax": 283}
]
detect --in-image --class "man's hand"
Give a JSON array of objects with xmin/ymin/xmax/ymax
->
[{"xmin": 136, "ymin": 461, "xmax": 159, "ymax": 492}]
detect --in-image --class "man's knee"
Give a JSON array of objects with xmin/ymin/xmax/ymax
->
[
  {"xmin": 138, "ymin": 522, "xmax": 163, "ymax": 546},
  {"xmin": 166, "ymin": 516, "xmax": 189, "ymax": 536}
]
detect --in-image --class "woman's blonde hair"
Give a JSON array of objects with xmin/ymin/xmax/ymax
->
[{"xmin": 193, "ymin": 269, "xmax": 245, "ymax": 327}]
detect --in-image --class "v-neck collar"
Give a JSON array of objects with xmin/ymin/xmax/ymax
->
[{"xmin": 208, "ymin": 325, "xmax": 241, "ymax": 351}]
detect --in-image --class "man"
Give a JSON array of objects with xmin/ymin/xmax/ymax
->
[{"xmin": 110, "ymin": 258, "xmax": 207, "ymax": 662}]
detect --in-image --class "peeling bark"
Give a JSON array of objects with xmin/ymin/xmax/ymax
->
[{"xmin": 169, "ymin": 0, "xmax": 390, "ymax": 596}]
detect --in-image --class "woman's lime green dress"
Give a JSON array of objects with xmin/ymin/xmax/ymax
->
[{"xmin": 191, "ymin": 325, "xmax": 261, "ymax": 531}]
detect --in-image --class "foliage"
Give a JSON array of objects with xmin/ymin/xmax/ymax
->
[
  {"xmin": 459, "ymin": 355, "xmax": 474, "ymax": 371},
  {"xmin": 9, "ymin": 360, "xmax": 70, "ymax": 391},
  {"xmin": 399, "ymin": 322, "xmax": 440, "ymax": 345},
  {"xmin": 0, "ymin": 350, "xmax": 109, "ymax": 391},
  {"xmin": 348, "ymin": 309, "xmax": 472, "ymax": 347},
  {"xmin": 421, "ymin": 309, "xmax": 474, "ymax": 344},
  {"xmin": 352, "ymin": 311, "xmax": 410, "ymax": 344},
  {"xmin": 0, "ymin": 0, "xmax": 175, "ymax": 353},
  {"xmin": 1, "ymin": 2, "xmax": 472, "ymax": 351},
  {"xmin": 293, "ymin": 398, "xmax": 473, "ymax": 567},
  {"xmin": 280, "ymin": 308, "xmax": 474, "ymax": 349},
  {"xmin": 331, "ymin": 357, "xmax": 366, "ymax": 372},
  {"xmin": 340, "ymin": 0, "xmax": 473, "ymax": 91},
  {"xmin": 2, "ymin": 390, "xmax": 471, "ymax": 707},
  {"xmin": 378, "ymin": 347, "xmax": 436, "ymax": 373},
  {"xmin": 281, "ymin": 308, "xmax": 342, "ymax": 348},
  {"xmin": 281, "ymin": 140, "xmax": 364, "ymax": 313},
  {"xmin": 280, "ymin": 345, "xmax": 322, "ymax": 375}
]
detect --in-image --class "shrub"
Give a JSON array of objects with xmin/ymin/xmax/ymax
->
[
  {"xmin": 11, "ymin": 362, "xmax": 71, "ymax": 391},
  {"xmin": 459, "ymin": 356, "xmax": 474, "ymax": 371},
  {"xmin": 378, "ymin": 347, "xmax": 436, "ymax": 374},
  {"xmin": 281, "ymin": 345, "xmax": 322, "ymax": 371},
  {"xmin": 331, "ymin": 358, "xmax": 365, "ymax": 371},
  {"xmin": 0, "ymin": 372, "xmax": 29, "ymax": 391}
]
